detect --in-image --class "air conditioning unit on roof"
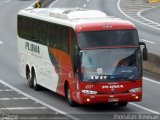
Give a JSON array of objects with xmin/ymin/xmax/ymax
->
[{"xmin": 49, "ymin": 8, "xmax": 107, "ymax": 20}]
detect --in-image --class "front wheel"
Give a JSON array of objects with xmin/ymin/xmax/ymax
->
[{"xmin": 66, "ymin": 85, "xmax": 77, "ymax": 107}]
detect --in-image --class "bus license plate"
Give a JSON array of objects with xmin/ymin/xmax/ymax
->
[{"xmin": 108, "ymin": 98, "xmax": 119, "ymax": 102}]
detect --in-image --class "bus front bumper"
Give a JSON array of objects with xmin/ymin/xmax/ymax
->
[{"xmin": 79, "ymin": 92, "xmax": 142, "ymax": 104}]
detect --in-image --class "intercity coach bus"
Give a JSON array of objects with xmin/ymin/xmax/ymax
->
[{"xmin": 17, "ymin": 8, "xmax": 148, "ymax": 106}]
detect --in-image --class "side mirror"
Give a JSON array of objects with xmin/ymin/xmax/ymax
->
[
  {"xmin": 143, "ymin": 47, "xmax": 148, "ymax": 61},
  {"xmin": 139, "ymin": 42, "xmax": 148, "ymax": 61}
]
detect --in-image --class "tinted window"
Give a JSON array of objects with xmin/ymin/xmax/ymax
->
[
  {"xmin": 32, "ymin": 19, "xmax": 40, "ymax": 43},
  {"xmin": 54, "ymin": 25, "xmax": 62, "ymax": 49},
  {"xmin": 61, "ymin": 26, "xmax": 69, "ymax": 53},
  {"xmin": 77, "ymin": 30, "xmax": 139, "ymax": 48},
  {"xmin": 48, "ymin": 23, "xmax": 55, "ymax": 47},
  {"xmin": 71, "ymin": 29, "xmax": 77, "ymax": 68},
  {"xmin": 39, "ymin": 21, "xmax": 48, "ymax": 45},
  {"xmin": 17, "ymin": 16, "xmax": 23, "ymax": 38},
  {"xmin": 18, "ymin": 15, "xmax": 71, "ymax": 53}
]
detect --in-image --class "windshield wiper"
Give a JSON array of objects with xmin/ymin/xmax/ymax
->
[
  {"xmin": 107, "ymin": 75, "xmax": 136, "ymax": 82},
  {"xmin": 116, "ymin": 76, "xmax": 136, "ymax": 82}
]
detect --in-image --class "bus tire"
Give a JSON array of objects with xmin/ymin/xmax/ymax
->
[
  {"xmin": 26, "ymin": 66, "xmax": 33, "ymax": 88},
  {"xmin": 118, "ymin": 102, "xmax": 128, "ymax": 107},
  {"xmin": 65, "ymin": 84, "xmax": 77, "ymax": 107},
  {"xmin": 32, "ymin": 70, "xmax": 41, "ymax": 91},
  {"xmin": 26, "ymin": 66, "xmax": 31, "ymax": 80}
]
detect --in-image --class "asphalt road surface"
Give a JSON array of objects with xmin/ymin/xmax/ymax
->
[
  {"xmin": 141, "ymin": 6, "xmax": 160, "ymax": 24},
  {"xmin": 0, "ymin": 0, "xmax": 160, "ymax": 120}
]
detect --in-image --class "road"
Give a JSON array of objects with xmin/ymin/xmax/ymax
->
[
  {"xmin": 141, "ymin": 6, "xmax": 160, "ymax": 24},
  {"xmin": 0, "ymin": 0, "xmax": 160, "ymax": 120},
  {"xmin": 117, "ymin": 0, "xmax": 160, "ymax": 54}
]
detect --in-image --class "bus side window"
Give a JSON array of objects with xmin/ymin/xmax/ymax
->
[
  {"xmin": 54, "ymin": 24, "xmax": 61, "ymax": 49},
  {"xmin": 32, "ymin": 19, "xmax": 40, "ymax": 43},
  {"xmin": 23, "ymin": 17, "xmax": 30, "ymax": 40},
  {"xmin": 23, "ymin": 17, "xmax": 28, "ymax": 39},
  {"xmin": 71, "ymin": 29, "xmax": 77, "ymax": 56},
  {"xmin": 61, "ymin": 26, "xmax": 70, "ymax": 53},
  {"xmin": 18, "ymin": 16, "xmax": 22, "ymax": 38},
  {"xmin": 18, "ymin": 16, "xmax": 32, "ymax": 41},
  {"xmin": 39, "ymin": 21, "xmax": 47, "ymax": 45},
  {"xmin": 71, "ymin": 29, "xmax": 77, "ymax": 72},
  {"xmin": 49, "ymin": 23, "xmax": 56, "ymax": 48}
]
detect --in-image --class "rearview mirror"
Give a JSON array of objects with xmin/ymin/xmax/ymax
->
[
  {"xmin": 143, "ymin": 47, "xmax": 148, "ymax": 61},
  {"xmin": 139, "ymin": 42, "xmax": 148, "ymax": 61}
]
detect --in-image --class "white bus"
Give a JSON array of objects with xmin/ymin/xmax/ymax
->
[{"xmin": 17, "ymin": 8, "xmax": 147, "ymax": 106}]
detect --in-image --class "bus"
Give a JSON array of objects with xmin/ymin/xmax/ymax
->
[{"xmin": 17, "ymin": 8, "xmax": 148, "ymax": 106}]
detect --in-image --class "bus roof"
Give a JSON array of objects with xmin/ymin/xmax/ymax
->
[{"xmin": 18, "ymin": 7, "xmax": 136, "ymax": 32}]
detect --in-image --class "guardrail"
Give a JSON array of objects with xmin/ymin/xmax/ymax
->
[
  {"xmin": 148, "ymin": 0, "xmax": 160, "ymax": 3},
  {"xmin": 143, "ymin": 53, "xmax": 160, "ymax": 75}
]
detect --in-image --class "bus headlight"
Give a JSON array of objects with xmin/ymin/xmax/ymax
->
[
  {"xmin": 129, "ymin": 87, "xmax": 142, "ymax": 93},
  {"xmin": 81, "ymin": 90, "xmax": 98, "ymax": 94}
]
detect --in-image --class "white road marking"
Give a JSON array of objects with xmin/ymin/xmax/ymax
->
[
  {"xmin": 29, "ymin": 1, "xmax": 37, "ymax": 7},
  {"xmin": 87, "ymin": 0, "xmax": 90, "ymax": 2},
  {"xmin": 0, "ymin": 41, "xmax": 3, "ymax": 45},
  {"xmin": 0, "ymin": 89, "xmax": 13, "ymax": 92},
  {"xmin": 0, "ymin": 79, "xmax": 80, "ymax": 120},
  {"xmin": 0, "ymin": 97, "xmax": 29, "ymax": 101},
  {"xmin": 0, "ymin": 98, "xmax": 10, "ymax": 100},
  {"xmin": 5, "ymin": 0, "xmax": 10, "ymax": 3},
  {"xmin": 140, "ymin": 39, "xmax": 155, "ymax": 44},
  {"xmin": 49, "ymin": 0, "xmax": 58, "ymax": 8},
  {"xmin": 129, "ymin": 76, "xmax": 160, "ymax": 114},
  {"xmin": 129, "ymin": 103, "xmax": 160, "ymax": 114},
  {"xmin": 12, "ymin": 97, "xmax": 29, "ymax": 100},
  {"xmin": 144, "ymin": 77, "xmax": 160, "ymax": 85},
  {"xmin": 137, "ymin": 8, "xmax": 160, "ymax": 27},
  {"xmin": 117, "ymin": 0, "xmax": 160, "ymax": 31},
  {"xmin": 0, "ymin": 107, "xmax": 47, "ymax": 110},
  {"xmin": 83, "ymin": 4, "xmax": 87, "ymax": 8}
]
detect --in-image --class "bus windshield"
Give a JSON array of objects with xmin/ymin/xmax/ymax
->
[
  {"xmin": 80, "ymin": 48, "xmax": 142, "ymax": 82},
  {"xmin": 77, "ymin": 30, "xmax": 139, "ymax": 48}
]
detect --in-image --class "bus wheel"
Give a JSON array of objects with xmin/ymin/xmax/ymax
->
[
  {"xmin": 26, "ymin": 70, "xmax": 31, "ymax": 80},
  {"xmin": 26, "ymin": 66, "xmax": 33, "ymax": 88},
  {"xmin": 27, "ymin": 73, "xmax": 34, "ymax": 89},
  {"xmin": 118, "ymin": 102, "xmax": 128, "ymax": 107},
  {"xmin": 66, "ymin": 85, "xmax": 76, "ymax": 107},
  {"xmin": 32, "ymin": 71, "xmax": 41, "ymax": 91}
]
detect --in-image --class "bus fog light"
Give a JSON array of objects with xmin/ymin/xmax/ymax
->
[
  {"xmin": 86, "ymin": 98, "xmax": 90, "ymax": 102},
  {"xmin": 135, "ymin": 96, "xmax": 139, "ymax": 99},
  {"xmin": 81, "ymin": 90, "xmax": 98, "ymax": 94},
  {"xmin": 129, "ymin": 87, "xmax": 142, "ymax": 93}
]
